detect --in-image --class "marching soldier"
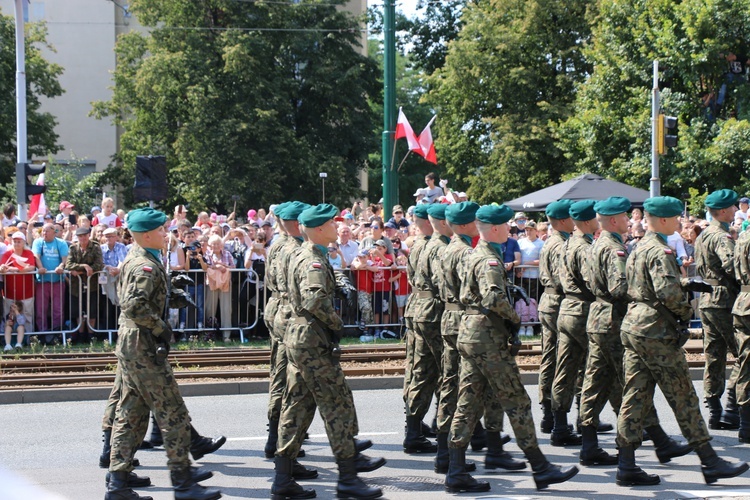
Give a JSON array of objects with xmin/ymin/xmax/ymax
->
[
  {"xmin": 580, "ymin": 197, "xmax": 691, "ymax": 467},
  {"xmin": 446, "ymin": 204, "xmax": 578, "ymax": 493},
  {"xmin": 732, "ymin": 226, "xmax": 750, "ymax": 443},
  {"xmin": 106, "ymin": 207, "xmax": 220, "ymax": 500},
  {"xmin": 694, "ymin": 189, "xmax": 742, "ymax": 429},
  {"xmin": 537, "ymin": 199, "xmax": 575, "ymax": 433},
  {"xmin": 616, "ymin": 196, "xmax": 748, "ymax": 486},
  {"xmin": 272, "ymin": 204, "xmax": 384, "ymax": 500}
]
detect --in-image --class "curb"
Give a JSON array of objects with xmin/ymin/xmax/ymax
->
[{"xmin": 0, "ymin": 367, "xmax": 711, "ymax": 405}]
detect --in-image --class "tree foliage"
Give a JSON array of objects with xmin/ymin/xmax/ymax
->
[
  {"xmin": 0, "ymin": 11, "xmax": 63, "ymax": 201},
  {"xmin": 92, "ymin": 0, "xmax": 380, "ymax": 213}
]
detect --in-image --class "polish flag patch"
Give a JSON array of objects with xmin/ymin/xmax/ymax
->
[
  {"xmin": 616, "ymin": 251, "xmax": 626, "ymax": 257},
  {"xmin": 143, "ymin": 266, "xmax": 152, "ymax": 272},
  {"xmin": 488, "ymin": 260, "xmax": 499, "ymax": 266},
  {"xmin": 312, "ymin": 262, "xmax": 322, "ymax": 269},
  {"xmin": 664, "ymin": 248, "xmax": 672, "ymax": 254}
]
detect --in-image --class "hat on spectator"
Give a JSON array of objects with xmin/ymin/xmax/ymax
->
[
  {"xmin": 91, "ymin": 206, "xmax": 102, "ymax": 213},
  {"xmin": 526, "ymin": 221, "xmax": 537, "ymax": 229},
  {"xmin": 269, "ymin": 204, "xmax": 279, "ymax": 215},
  {"xmin": 569, "ymin": 200, "xmax": 597, "ymax": 221},
  {"xmin": 426, "ymin": 203, "xmax": 448, "ymax": 220},
  {"xmin": 192, "ymin": 226, "xmax": 202, "ymax": 232},
  {"xmin": 594, "ymin": 196, "xmax": 632, "ymax": 216},
  {"xmin": 384, "ymin": 221, "xmax": 398, "ymax": 230},
  {"xmin": 260, "ymin": 220, "xmax": 273, "ymax": 227},
  {"xmin": 344, "ymin": 213, "xmax": 354, "ymax": 220},
  {"xmin": 644, "ymin": 196, "xmax": 683, "ymax": 218},
  {"xmin": 446, "ymin": 201, "xmax": 479, "ymax": 225},
  {"xmin": 705, "ymin": 189, "xmax": 739, "ymax": 209},
  {"xmin": 247, "ymin": 209, "xmax": 257, "ymax": 219},
  {"xmin": 127, "ymin": 207, "xmax": 168, "ymax": 233},
  {"xmin": 210, "ymin": 212, "xmax": 218, "ymax": 221},
  {"xmin": 545, "ymin": 199, "xmax": 575, "ymax": 220},
  {"xmin": 11, "ymin": 231, "xmax": 26, "ymax": 241},
  {"xmin": 407, "ymin": 206, "xmax": 415, "ymax": 215},
  {"xmin": 76, "ymin": 226, "xmax": 91, "ymax": 236},
  {"xmin": 358, "ymin": 249, "xmax": 369, "ymax": 257},
  {"xmin": 413, "ymin": 205, "xmax": 430, "ymax": 220},
  {"xmin": 514, "ymin": 212, "xmax": 527, "ymax": 220},
  {"xmin": 59, "ymin": 201, "xmax": 74, "ymax": 211},
  {"xmin": 168, "ymin": 224, "xmax": 178, "ymax": 232},
  {"xmin": 741, "ymin": 197, "xmax": 750, "ymax": 204},
  {"xmin": 43, "ymin": 213, "xmax": 53, "ymax": 220},
  {"xmin": 392, "ymin": 205, "xmax": 404, "ymax": 214},
  {"xmin": 298, "ymin": 203, "xmax": 338, "ymax": 228},
  {"xmin": 456, "ymin": 192, "xmax": 467, "ymax": 199},
  {"xmin": 103, "ymin": 227, "xmax": 118, "ymax": 236},
  {"xmin": 476, "ymin": 204, "xmax": 514, "ymax": 225},
  {"xmin": 374, "ymin": 239, "xmax": 387, "ymax": 247},
  {"xmin": 413, "ymin": 188, "xmax": 428, "ymax": 197}
]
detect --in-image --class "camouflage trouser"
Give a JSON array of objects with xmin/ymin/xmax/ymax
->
[
  {"xmin": 402, "ymin": 318, "xmax": 416, "ymax": 403},
  {"xmin": 700, "ymin": 307, "xmax": 739, "ymax": 399},
  {"xmin": 264, "ymin": 296, "xmax": 280, "ymax": 335},
  {"xmin": 437, "ymin": 310, "xmax": 463, "ymax": 433},
  {"xmin": 406, "ymin": 320, "xmax": 443, "ymax": 420},
  {"xmin": 110, "ymin": 354, "xmax": 192, "ymax": 472},
  {"xmin": 358, "ymin": 291, "xmax": 374, "ymax": 325},
  {"xmin": 732, "ymin": 315, "xmax": 750, "ymax": 406},
  {"xmin": 449, "ymin": 340, "xmax": 538, "ymax": 453},
  {"xmin": 277, "ymin": 343, "xmax": 358, "ymax": 461},
  {"xmin": 616, "ymin": 332, "xmax": 711, "ymax": 448},
  {"xmin": 538, "ymin": 309, "xmax": 559, "ymax": 405},
  {"xmin": 580, "ymin": 332, "xmax": 623, "ymax": 427},
  {"xmin": 552, "ymin": 312, "xmax": 588, "ymax": 413},
  {"xmin": 267, "ymin": 337, "xmax": 288, "ymax": 422},
  {"xmin": 102, "ymin": 368, "xmax": 150, "ymax": 444}
]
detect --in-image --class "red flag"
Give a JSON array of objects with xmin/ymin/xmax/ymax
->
[
  {"xmin": 28, "ymin": 173, "xmax": 47, "ymax": 219},
  {"xmin": 417, "ymin": 115, "xmax": 437, "ymax": 164},
  {"xmin": 395, "ymin": 107, "xmax": 422, "ymax": 153}
]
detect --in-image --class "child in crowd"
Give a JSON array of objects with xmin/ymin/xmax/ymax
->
[
  {"xmin": 327, "ymin": 242, "xmax": 343, "ymax": 270},
  {"xmin": 390, "ymin": 253, "xmax": 410, "ymax": 327},
  {"xmin": 352, "ymin": 249, "xmax": 376, "ymax": 340},
  {"xmin": 4, "ymin": 301, "xmax": 27, "ymax": 351}
]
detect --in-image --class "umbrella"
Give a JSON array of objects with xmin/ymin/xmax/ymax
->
[{"xmin": 504, "ymin": 173, "xmax": 650, "ymax": 212}]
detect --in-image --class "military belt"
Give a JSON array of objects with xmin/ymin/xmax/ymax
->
[
  {"xmin": 704, "ymin": 279, "xmax": 721, "ymax": 286},
  {"xmin": 414, "ymin": 290, "xmax": 436, "ymax": 299},
  {"xmin": 595, "ymin": 297, "xmax": 613, "ymax": 304},
  {"xmin": 292, "ymin": 317, "xmax": 310, "ymax": 325},
  {"xmin": 464, "ymin": 307, "xmax": 484, "ymax": 315},
  {"xmin": 444, "ymin": 302, "xmax": 464, "ymax": 312},
  {"xmin": 544, "ymin": 287, "xmax": 562, "ymax": 295},
  {"xmin": 741, "ymin": 285, "xmax": 750, "ymax": 293},
  {"xmin": 564, "ymin": 292, "xmax": 592, "ymax": 302}
]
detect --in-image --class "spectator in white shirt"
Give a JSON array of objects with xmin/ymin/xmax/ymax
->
[
  {"xmin": 518, "ymin": 221, "xmax": 544, "ymax": 300},
  {"xmin": 737, "ymin": 197, "xmax": 749, "ymax": 221},
  {"xmin": 337, "ymin": 224, "xmax": 359, "ymax": 267},
  {"xmin": 92, "ymin": 198, "xmax": 122, "ymax": 228}
]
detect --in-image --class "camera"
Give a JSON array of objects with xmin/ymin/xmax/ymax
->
[{"xmin": 185, "ymin": 243, "xmax": 199, "ymax": 255}]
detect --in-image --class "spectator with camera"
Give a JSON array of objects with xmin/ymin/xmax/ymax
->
[
  {"xmin": 179, "ymin": 229, "xmax": 207, "ymax": 336},
  {"xmin": 55, "ymin": 201, "xmax": 75, "ymax": 225}
]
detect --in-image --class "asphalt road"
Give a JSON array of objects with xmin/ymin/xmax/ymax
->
[{"xmin": 1, "ymin": 381, "xmax": 749, "ymax": 500}]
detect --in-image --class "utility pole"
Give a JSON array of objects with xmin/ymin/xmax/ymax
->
[
  {"xmin": 381, "ymin": 0, "xmax": 397, "ymax": 214},
  {"xmin": 651, "ymin": 60, "xmax": 660, "ymax": 197},
  {"xmin": 14, "ymin": 0, "xmax": 28, "ymax": 218}
]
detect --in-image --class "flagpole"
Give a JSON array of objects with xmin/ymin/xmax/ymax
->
[
  {"xmin": 389, "ymin": 135, "xmax": 399, "ymax": 172},
  {"xmin": 397, "ymin": 151, "xmax": 412, "ymax": 172}
]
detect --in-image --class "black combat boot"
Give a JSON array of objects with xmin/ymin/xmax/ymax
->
[
  {"xmin": 354, "ymin": 451, "xmax": 386, "ymax": 473},
  {"xmin": 739, "ymin": 405, "xmax": 750, "ymax": 444},
  {"xmin": 525, "ymin": 447, "xmax": 579, "ymax": 490},
  {"xmin": 434, "ymin": 433, "xmax": 476, "ymax": 474},
  {"xmin": 706, "ymin": 396, "xmax": 726, "ymax": 430},
  {"xmin": 550, "ymin": 411, "xmax": 582, "ymax": 446},
  {"xmin": 292, "ymin": 460, "xmax": 318, "ymax": 480},
  {"xmin": 485, "ymin": 431, "xmax": 526, "ymax": 471},
  {"xmin": 645, "ymin": 425, "xmax": 692, "ymax": 463},
  {"xmin": 144, "ymin": 414, "xmax": 163, "ymax": 447},
  {"xmin": 422, "ymin": 419, "xmax": 437, "ymax": 438},
  {"xmin": 265, "ymin": 418, "xmax": 280, "ymax": 459},
  {"xmin": 100, "ymin": 429, "xmax": 113, "ymax": 468},
  {"xmin": 721, "ymin": 387, "xmax": 741, "ymax": 429},
  {"xmin": 615, "ymin": 445, "xmax": 660, "ymax": 486},
  {"xmin": 540, "ymin": 400, "xmax": 554, "ymax": 434},
  {"xmin": 105, "ymin": 471, "xmax": 153, "ymax": 500},
  {"xmin": 355, "ymin": 438, "xmax": 373, "ymax": 452},
  {"xmin": 271, "ymin": 456, "xmax": 316, "ymax": 500},
  {"xmin": 470, "ymin": 420, "xmax": 487, "ymax": 452},
  {"xmin": 696, "ymin": 443, "xmax": 750, "ymax": 484},
  {"xmin": 190, "ymin": 425, "xmax": 227, "ymax": 461},
  {"xmin": 171, "ymin": 467, "xmax": 222, "ymax": 500},
  {"xmin": 445, "ymin": 447, "xmax": 491, "ymax": 493},
  {"xmin": 105, "ymin": 471, "xmax": 151, "ymax": 488},
  {"xmin": 336, "ymin": 457, "xmax": 383, "ymax": 499},
  {"xmin": 579, "ymin": 425, "xmax": 617, "ymax": 466},
  {"xmin": 403, "ymin": 415, "xmax": 437, "ymax": 453}
]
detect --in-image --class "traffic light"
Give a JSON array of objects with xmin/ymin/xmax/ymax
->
[
  {"xmin": 657, "ymin": 114, "xmax": 678, "ymax": 155},
  {"xmin": 15, "ymin": 162, "xmax": 46, "ymax": 203}
]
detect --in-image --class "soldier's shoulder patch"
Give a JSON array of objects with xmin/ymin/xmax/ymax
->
[
  {"xmin": 727, "ymin": 233, "xmax": 734, "ymax": 239},
  {"xmin": 616, "ymin": 250, "xmax": 626, "ymax": 257},
  {"xmin": 487, "ymin": 260, "xmax": 499, "ymax": 266},
  {"xmin": 143, "ymin": 266, "xmax": 153, "ymax": 272},
  {"xmin": 311, "ymin": 262, "xmax": 322, "ymax": 269},
  {"xmin": 663, "ymin": 248, "xmax": 672, "ymax": 254}
]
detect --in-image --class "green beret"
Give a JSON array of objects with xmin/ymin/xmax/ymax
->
[
  {"xmin": 476, "ymin": 204, "xmax": 514, "ymax": 225},
  {"xmin": 644, "ymin": 196, "xmax": 683, "ymax": 218},
  {"xmin": 273, "ymin": 202, "xmax": 290, "ymax": 219},
  {"xmin": 298, "ymin": 203, "xmax": 338, "ymax": 228},
  {"xmin": 413, "ymin": 204, "xmax": 430, "ymax": 220},
  {"xmin": 569, "ymin": 200, "xmax": 597, "ymax": 221},
  {"xmin": 594, "ymin": 196, "xmax": 632, "ymax": 216},
  {"xmin": 127, "ymin": 207, "xmax": 168, "ymax": 233},
  {"xmin": 427, "ymin": 203, "xmax": 447, "ymax": 220},
  {"xmin": 446, "ymin": 201, "xmax": 480, "ymax": 225},
  {"xmin": 545, "ymin": 199, "xmax": 574, "ymax": 219},
  {"xmin": 705, "ymin": 189, "xmax": 739, "ymax": 210},
  {"xmin": 279, "ymin": 201, "xmax": 310, "ymax": 221}
]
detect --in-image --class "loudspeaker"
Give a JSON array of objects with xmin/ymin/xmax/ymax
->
[{"xmin": 133, "ymin": 155, "xmax": 168, "ymax": 202}]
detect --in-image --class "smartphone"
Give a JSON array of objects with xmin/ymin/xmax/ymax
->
[
  {"xmin": 69, "ymin": 214, "xmax": 77, "ymax": 225},
  {"xmin": 33, "ymin": 221, "xmax": 44, "ymax": 228}
]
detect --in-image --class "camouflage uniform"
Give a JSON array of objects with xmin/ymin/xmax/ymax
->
[
  {"xmin": 404, "ymin": 235, "xmax": 447, "ymax": 421},
  {"xmin": 552, "ymin": 233, "xmax": 595, "ymax": 413},
  {"xmin": 65, "ymin": 240, "xmax": 104, "ymax": 326},
  {"xmin": 732, "ymin": 230, "xmax": 750, "ymax": 408},
  {"xmin": 537, "ymin": 230, "xmax": 568, "ymax": 409},
  {"xmin": 276, "ymin": 242, "xmax": 357, "ymax": 461},
  {"xmin": 616, "ymin": 232, "xmax": 711, "ymax": 448},
  {"xmin": 449, "ymin": 240, "xmax": 538, "ymax": 452},
  {"xmin": 110, "ymin": 245, "xmax": 192, "ymax": 472},
  {"xmin": 694, "ymin": 219, "xmax": 740, "ymax": 400}
]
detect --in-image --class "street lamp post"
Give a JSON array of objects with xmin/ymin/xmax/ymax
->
[{"xmin": 320, "ymin": 172, "xmax": 328, "ymax": 203}]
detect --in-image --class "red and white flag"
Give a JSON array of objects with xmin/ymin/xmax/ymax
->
[
  {"xmin": 395, "ymin": 107, "xmax": 422, "ymax": 153},
  {"xmin": 417, "ymin": 115, "xmax": 437, "ymax": 164},
  {"xmin": 28, "ymin": 173, "xmax": 47, "ymax": 219}
]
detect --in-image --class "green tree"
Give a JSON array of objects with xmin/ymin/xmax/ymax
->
[
  {"xmin": 91, "ymin": 0, "xmax": 379, "ymax": 213},
  {"xmin": 0, "ymin": 12, "xmax": 63, "ymax": 202},
  {"xmin": 425, "ymin": 0, "xmax": 594, "ymax": 203}
]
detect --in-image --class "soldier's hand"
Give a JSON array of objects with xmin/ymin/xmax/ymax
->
[
  {"xmin": 685, "ymin": 278, "xmax": 713, "ymax": 293},
  {"xmin": 678, "ymin": 327, "xmax": 691, "ymax": 347},
  {"xmin": 171, "ymin": 273, "xmax": 194, "ymax": 290},
  {"xmin": 169, "ymin": 288, "xmax": 197, "ymax": 310}
]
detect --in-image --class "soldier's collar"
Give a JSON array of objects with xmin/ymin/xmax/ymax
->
[
  {"xmin": 559, "ymin": 231, "xmax": 570, "ymax": 239},
  {"xmin": 293, "ymin": 236, "xmax": 303, "ymax": 243},
  {"xmin": 655, "ymin": 232, "xmax": 669, "ymax": 244},
  {"xmin": 609, "ymin": 231, "xmax": 623, "ymax": 243},
  {"xmin": 457, "ymin": 234, "xmax": 473, "ymax": 245},
  {"xmin": 719, "ymin": 220, "xmax": 730, "ymax": 232},
  {"xmin": 583, "ymin": 233, "xmax": 594, "ymax": 242},
  {"xmin": 313, "ymin": 244, "xmax": 328, "ymax": 256},
  {"xmin": 487, "ymin": 241, "xmax": 505, "ymax": 258},
  {"xmin": 144, "ymin": 248, "xmax": 162, "ymax": 260},
  {"xmin": 439, "ymin": 235, "xmax": 451, "ymax": 244}
]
